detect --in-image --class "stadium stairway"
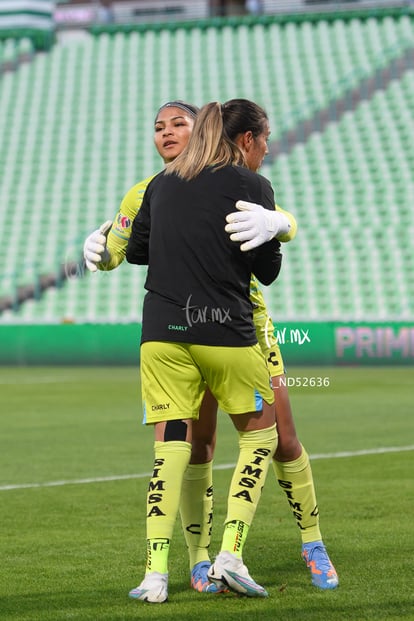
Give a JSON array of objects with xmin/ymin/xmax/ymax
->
[
  {"xmin": 266, "ymin": 70, "xmax": 414, "ymax": 320},
  {"xmin": 268, "ymin": 44, "xmax": 414, "ymax": 158},
  {"xmin": 0, "ymin": 37, "xmax": 34, "ymax": 73}
]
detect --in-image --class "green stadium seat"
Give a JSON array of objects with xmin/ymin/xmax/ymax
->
[{"xmin": 1, "ymin": 17, "xmax": 413, "ymax": 323}]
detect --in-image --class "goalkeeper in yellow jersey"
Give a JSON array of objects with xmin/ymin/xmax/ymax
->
[{"xmin": 83, "ymin": 100, "xmax": 338, "ymax": 595}]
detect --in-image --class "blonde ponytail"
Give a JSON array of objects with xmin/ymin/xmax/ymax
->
[{"xmin": 166, "ymin": 102, "xmax": 245, "ymax": 180}]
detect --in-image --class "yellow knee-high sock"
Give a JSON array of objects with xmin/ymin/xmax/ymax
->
[
  {"xmin": 146, "ymin": 440, "xmax": 191, "ymax": 574},
  {"xmin": 180, "ymin": 461, "xmax": 213, "ymax": 569},
  {"xmin": 273, "ymin": 445, "xmax": 322, "ymax": 544},
  {"xmin": 221, "ymin": 424, "xmax": 277, "ymax": 557}
]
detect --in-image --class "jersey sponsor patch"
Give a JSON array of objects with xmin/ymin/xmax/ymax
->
[
  {"xmin": 113, "ymin": 213, "xmax": 132, "ymax": 236},
  {"xmin": 117, "ymin": 214, "xmax": 131, "ymax": 229}
]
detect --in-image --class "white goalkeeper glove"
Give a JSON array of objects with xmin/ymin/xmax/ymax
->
[
  {"xmin": 83, "ymin": 220, "xmax": 112, "ymax": 272},
  {"xmin": 225, "ymin": 200, "xmax": 291, "ymax": 252}
]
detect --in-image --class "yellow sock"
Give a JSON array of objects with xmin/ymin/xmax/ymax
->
[
  {"xmin": 146, "ymin": 538, "xmax": 170, "ymax": 575},
  {"xmin": 221, "ymin": 520, "xmax": 250, "ymax": 558},
  {"xmin": 222, "ymin": 424, "xmax": 277, "ymax": 556},
  {"xmin": 146, "ymin": 440, "xmax": 191, "ymax": 574},
  {"xmin": 273, "ymin": 445, "xmax": 322, "ymax": 543},
  {"xmin": 180, "ymin": 461, "xmax": 213, "ymax": 569}
]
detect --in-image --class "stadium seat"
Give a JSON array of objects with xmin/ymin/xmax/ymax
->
[{"xmin": 1, "ymin": 16, "xmax": 413, "ymax": 323}]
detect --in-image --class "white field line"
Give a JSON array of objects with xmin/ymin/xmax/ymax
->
[{"xmin": 1, "ymin": 444, "xmax": 413, "ymax": 492}]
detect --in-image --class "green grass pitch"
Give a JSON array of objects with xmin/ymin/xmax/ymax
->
[{"xmin": 1, "ymin": 366, "xmax": 413, "ymax": 620}]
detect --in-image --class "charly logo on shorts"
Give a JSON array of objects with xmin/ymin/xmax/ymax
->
[{"xmin": 151, "ymin": 403, "xmax": 170, "ymax": 411}]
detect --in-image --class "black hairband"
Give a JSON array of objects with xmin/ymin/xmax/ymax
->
[{"xmin": 156, "ymin": 101, "xmax": 198, "ymax": 119}]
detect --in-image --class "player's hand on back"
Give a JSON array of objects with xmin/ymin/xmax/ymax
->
[
  {"xmin": 83, "ymin": 220, "xmax": 112, "ymax": 272},
  {"xmin": 225, "ymin": 200, "xmax": 290, "ymax": 252}
]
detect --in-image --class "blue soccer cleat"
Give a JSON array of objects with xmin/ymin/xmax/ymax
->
[
  {"xmin": 191, "ymin": 560, "xmax": 227, "ymax": 593},
  {"xmin": 301, "ymin": 541, "xmax": 339, "ymax": 590}
]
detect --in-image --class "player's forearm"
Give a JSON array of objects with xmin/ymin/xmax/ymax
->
[
  {"xmin": 252, "ymin": 239, "xmax": 283, "ymax": 286},
  {"xmin": 96, "ymin": 232, "xmax": 127, "ymax": 270},
  {"xmin": 125, "ymin": 219, "xmax": 149, "ymax": 265},
  {"xmin": 125, "ymin": 240, "xmax": 149, "ymax": 265}
]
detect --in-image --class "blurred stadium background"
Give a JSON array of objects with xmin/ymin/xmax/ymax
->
[{"xmin": 0, "ymin": 0, "xmax": 413, "ymax": 365}]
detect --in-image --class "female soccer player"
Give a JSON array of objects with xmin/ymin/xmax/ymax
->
[
  {"xmin": 83, "ymin": 99, "xmax": 338, "ymax": 595},
  {"xmin": 125, "ymin": 100, "xmax": 283, "ymax": 601}
]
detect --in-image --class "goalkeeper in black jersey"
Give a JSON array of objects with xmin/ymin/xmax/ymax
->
[
  {"xmin": 83, "ymin": 99, "xmax": 338, "ymax": 600},
  {"xmin": 125, "ymin": 100, "xmax": 281, "ymax": 601}
]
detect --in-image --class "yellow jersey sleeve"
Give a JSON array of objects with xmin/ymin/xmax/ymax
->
[
  {"xmin": 250, "ymin": 203, "xmax": 296, "ymax": 352},
  {"xmin": 97, "ymin": 174, "xmax": 156, "ymax": 271},
  {"xmin": 275, "ymin": 204, "xmax": 297, "ymax": 243}
]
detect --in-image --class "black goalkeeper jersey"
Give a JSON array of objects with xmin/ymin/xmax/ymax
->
[{"xmin": 126, "ymin": 165, "xmax": 282, "ymax": 346}]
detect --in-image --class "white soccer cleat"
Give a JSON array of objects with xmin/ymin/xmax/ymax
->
[
  {"xmin": 207, "ymin": 551, "xmax": 268, "ymax": 597},
  {"xmin": 128, "ymin": 572, "xmax": 168, "ymax": 603}
]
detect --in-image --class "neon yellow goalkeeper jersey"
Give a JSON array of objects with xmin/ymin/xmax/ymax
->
[{"xmin": 100, "ymin": 174, "xmax": 297, "ymax": 326}]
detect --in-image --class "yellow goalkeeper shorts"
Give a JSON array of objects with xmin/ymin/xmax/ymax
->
[{"xmin": 140, "ymin": 341, "xmax": 274, "ymax": 424}]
